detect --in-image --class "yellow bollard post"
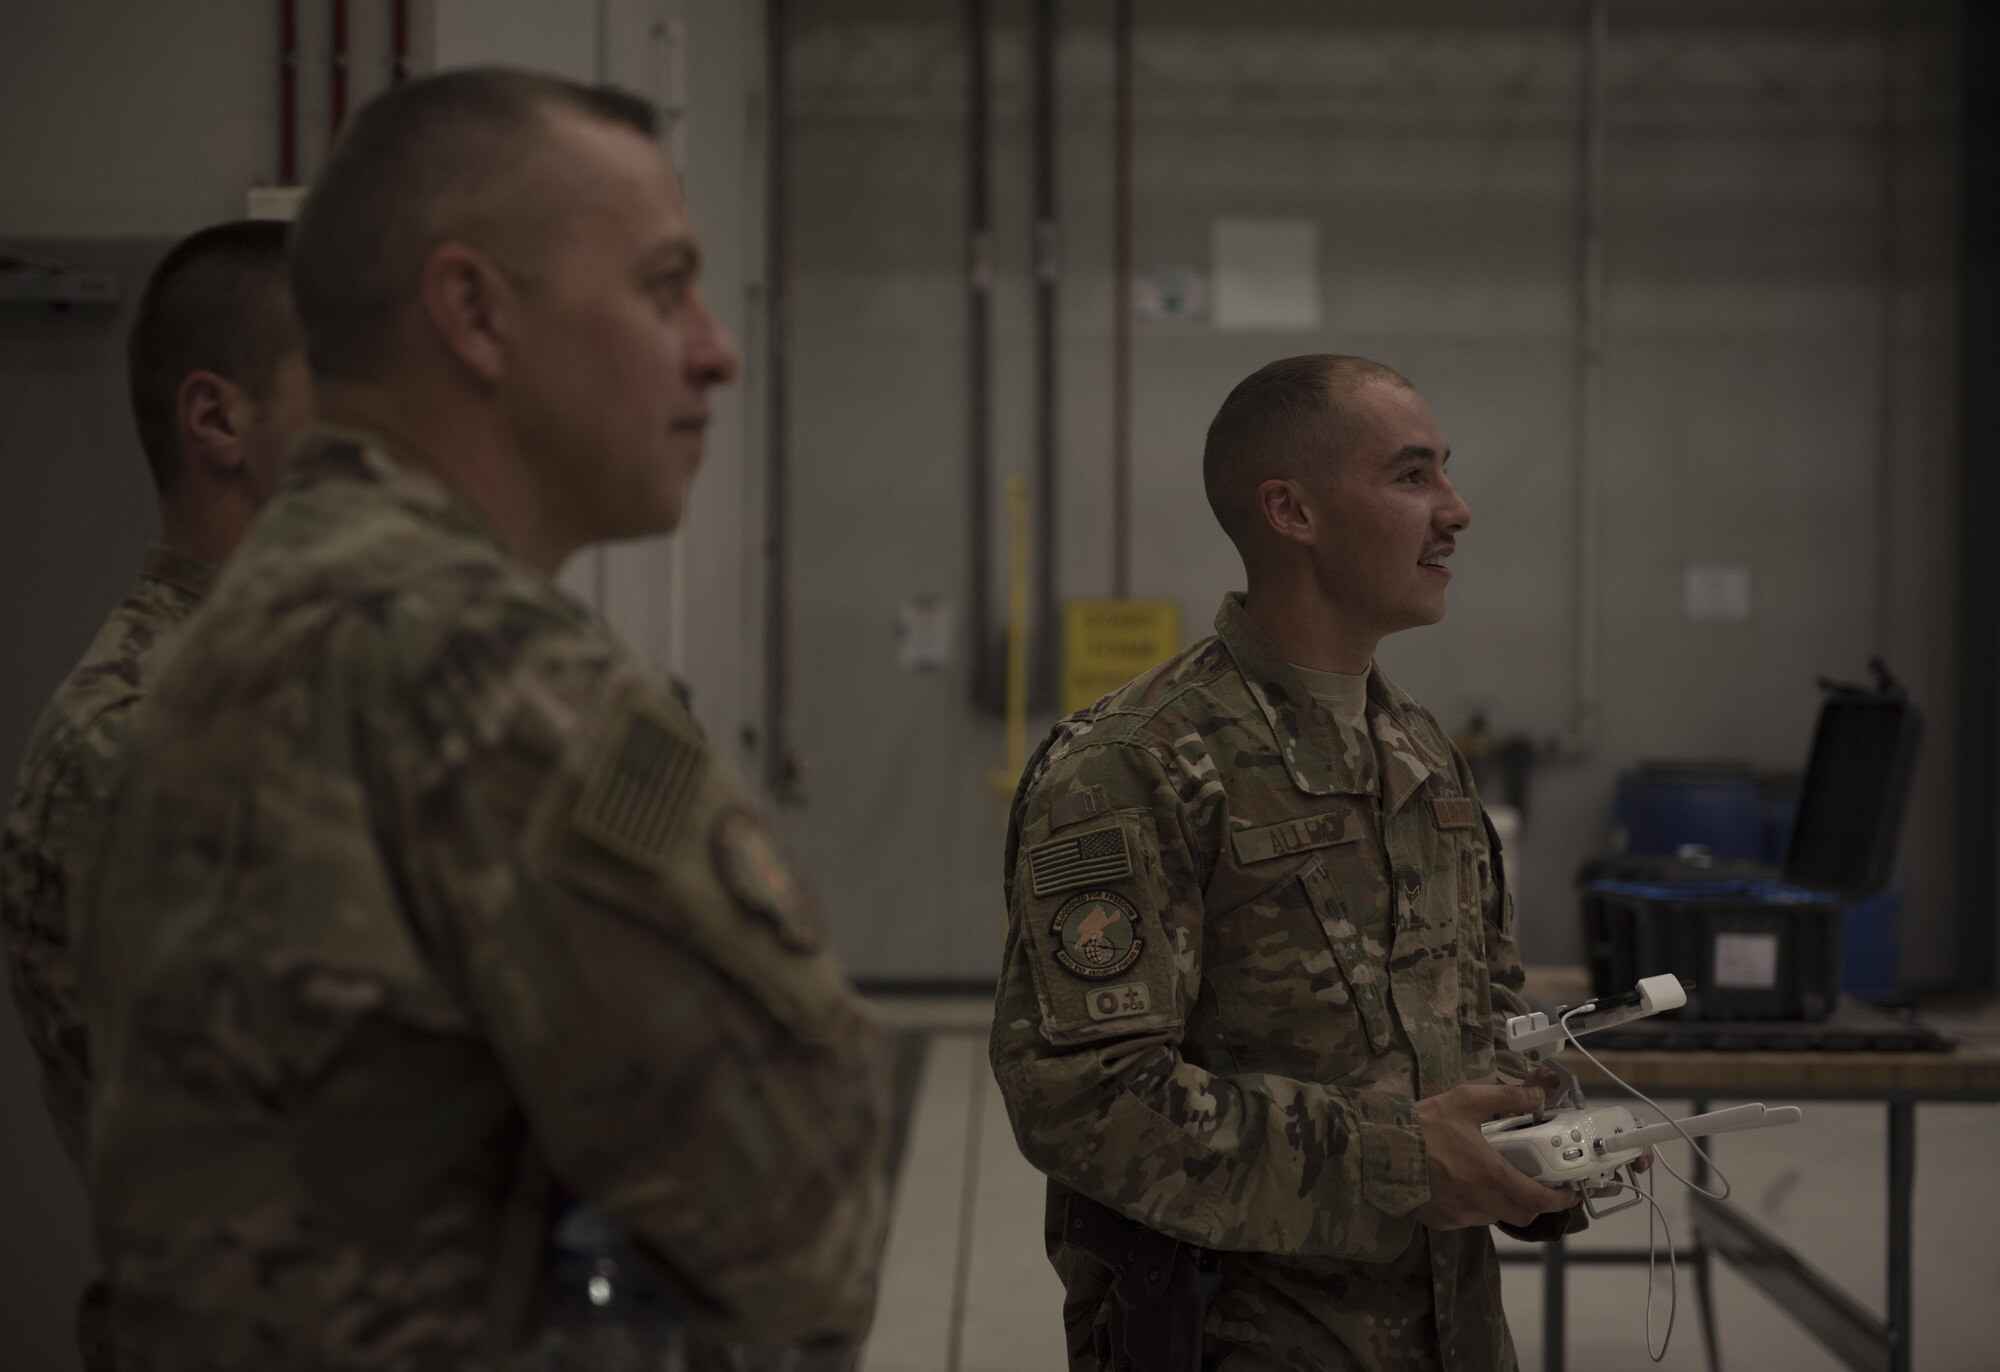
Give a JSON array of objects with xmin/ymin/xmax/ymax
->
[{"xmin": 988, "ymin": 473, "xmax": 1030, "ymax": 800}]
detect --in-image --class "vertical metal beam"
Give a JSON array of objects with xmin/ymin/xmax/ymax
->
[
  {"xmin": 1565, "ymin": 0, "xmax": 1608, "ymax": 756},
  {"xmin": 1542, "ymin": 1237, "xmax": 1567, "ymax": 1372},
  {"xmin": 589, "ymin": 0, "xmax": 613, "ymax": 621},
  {"xmin": 762, "ymin": 0, "xmax": 797, "ymax": 801},
  {"xmin": 280, "ymin": 0, "xmax": 298, "ymax": 182},
  {"xmin": 1691, "ymin": 1101, "xmax": 1722, "ymax": 1372},
  {"xmin": 1031, "ymin": 0, "xmax": 1059, "ymax": 709},
  {"xmin": 1959, "ymin": 0, "xmax": 2000, "ymax": 991},
  {"xmin": 1873, "ymin": 0, "xmax": 1901, "ymax": 659},
  {"xmin": 968, "ymin": 0, "xmax": 996, "ymax": 710},
  {"xmin": 1887, "ymin": 1102, "xmax": 1915, "ymax": 1372},
  {"xmin": 1109, "ymin": 0, "xmax": 1134, "ymax": 599}
]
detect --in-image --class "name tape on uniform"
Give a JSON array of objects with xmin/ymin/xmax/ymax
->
[{"xmin": 1230, "ymin": 812, "xmax": 1356, "ymax": 865}]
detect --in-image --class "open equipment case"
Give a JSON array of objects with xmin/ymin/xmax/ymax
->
[{"xmin": 1578, "ymin": 661, "xmax": 1943, "ymax": 1049}]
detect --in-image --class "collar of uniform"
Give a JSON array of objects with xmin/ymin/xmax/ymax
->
[
  {"xmin": 283, "ymin": 424, "xmax": 509, "ymax": 554},
  {"xmin": 137, "ymin": 543, "xmax": 218, "ymax": 603},
  {"xmin": 1364, "ymin": 663, "xmax": 1454, "ymax": 814},
  {"xmin": 1214, "ymin": 592, "xmax": 1372, "ymax": 796},
  {"xmin": 1214, "ymin": 593, "xmax": 1451, "ymax": 808}
]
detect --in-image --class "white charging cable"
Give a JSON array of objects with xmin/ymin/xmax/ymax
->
[
  {"xmin": 1591, "ymin": 1165, "xmax": 1678, "ymax": 1361},
  {"xmin": 1555, "ymin": 1001, "xmax": 1740, "ymax": 1362},
  {"xmin": 1558, "ymin": 1003, "xmax": 1733, "ymax": 1202}
]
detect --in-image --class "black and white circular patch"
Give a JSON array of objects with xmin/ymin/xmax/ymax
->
[{"xmin": 1050, "ymin": 889, "xmax": 1144, "ymax": 979}]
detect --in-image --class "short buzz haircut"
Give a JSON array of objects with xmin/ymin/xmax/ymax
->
[
  {"xmin": 1201, "ymin": 353, "xmax": 1414, "ymax": 560},
  {"xmin": 289, "ymin": 67, "xmax": 659, "ymax": 380},
  {"xmin": 127, "ymin": 220, "xmax": 299, "ymax": 494}
]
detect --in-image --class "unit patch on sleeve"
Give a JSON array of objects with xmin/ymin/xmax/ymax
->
[
  {"xmin": 712, "ymin": 806, "xmax": 824, "ymax": 952},
  {"xmin": 1028, "ymin": 823, "xmax": 1132, "ymax": 897},
  {"xmin": 1084, "ymin": 982, "xmax": 1153, "ymax": 1022},
  {"xmin": 1050, "ymin": 890, "xmax": 1145, "ymax": 979},
  {"xmin": 572, "ymin": 696, "xmax": 706, "ymax": 873}
]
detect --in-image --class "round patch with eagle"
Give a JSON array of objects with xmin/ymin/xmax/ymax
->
[
  {"xmin": 711, "ymin": 806, "xmax": 823, "ymax": 952},
  {"xmin": 1049, "ymin": 889, "xmax": 1144, "ymax": 979}
]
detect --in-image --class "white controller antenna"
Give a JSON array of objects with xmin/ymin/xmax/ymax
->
[{"xmin": 1614, "ymin": 1102, "xmax": 1801, "ymax": 1152}]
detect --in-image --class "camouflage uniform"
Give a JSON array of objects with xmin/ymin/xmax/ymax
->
[
  {"xmin": 79, "ymin": 429, "xmax": 893, "ymax": 1370},
  {"xmin": 3, "ymin": 544, "xmax": 217, "ymax": 1169},
  {"xmin": 990, "ymin": 594, "xmax": 1567, "ymax": 1372}
]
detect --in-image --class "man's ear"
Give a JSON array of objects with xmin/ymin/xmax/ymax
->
[
  {"xmin": 177, "ymin": 370, "xmax": 251, "ymax": 474},
  {"xmin": 1255, "ymin": 477, "xmax": 1316, "ymax": 549},
  {"xmin": 420, "ymin": 242, "xmax": 510, "ymax": 385}
]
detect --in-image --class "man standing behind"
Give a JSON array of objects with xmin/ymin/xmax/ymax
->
[
  {"xmin": 3, "ymin": 219, "xmax": 309, "ymax": 1172},
  {"xmin": 991, "ymin": 355, "xmax": 1583, "ymax": 1371},
  {"xmin": 81, "ymin": 70, "xmax": 891, "ymax": 1370}
]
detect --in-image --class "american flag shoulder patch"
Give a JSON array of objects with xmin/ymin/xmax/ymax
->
[
  {"xmin": 572, "ymin": 696, "xmax": 706, "ymax": 873},
  {"xmin": 1028, "ymin": 823, "xmax": 1133, "ymax": 898}
]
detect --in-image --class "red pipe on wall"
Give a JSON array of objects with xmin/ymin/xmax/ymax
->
[
  {"xmin": 1110, "ymin": 0, "xmax": 1133, "ymax": 598},
  {"xmin": 391, "ymin": 0, "xmax": 410, "ymax": 85},
  {"xmin": 280, "ymin": 0, "xmax": 298, "ymax": 182},
  {"xmin": 330, "ymin": 0, "xmax": 350, "ymax": 142}
]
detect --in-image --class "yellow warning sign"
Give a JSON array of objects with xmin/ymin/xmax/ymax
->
[{"xmin": 1062, "ymin": 600, "xmax": 1181, "ymax": 714}]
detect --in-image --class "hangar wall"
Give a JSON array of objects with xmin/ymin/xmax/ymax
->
[{"xmin": 778, "ymin": 0, "xmax": 1962, "ymax": 983}]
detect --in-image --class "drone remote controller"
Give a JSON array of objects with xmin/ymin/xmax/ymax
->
[
  {"xmin": 1484, "ymin": 974, "xmax": 1803, "ymax": 1216},
  {"xmin": 1482, "ymin": 1102, "xmax": 1802, "ymax": 1196}
]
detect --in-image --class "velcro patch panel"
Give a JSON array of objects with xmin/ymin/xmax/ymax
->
[
  {"xmin": 1049, "ymin": 784, "xmax": 1113, "ymax": 831},
  {"xmin": 1430, "ymin": 796, "xmax": 1478, "ymax": 831}
]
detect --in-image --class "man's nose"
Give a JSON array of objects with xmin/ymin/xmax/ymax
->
[
  {"xmin": 688, "ymin": 288, "xmax": 742, "ymax": 385},
  {"xmin": 1440, "ymin": 474, "xmax": 1472, "ymax": 533}
]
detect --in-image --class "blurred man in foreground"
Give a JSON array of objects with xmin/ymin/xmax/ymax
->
[
  {"xmin": 991, "ymin": 355, "xmax": 1596, "ymax": 1370},
  {"xmin": 81, "ymin": 69, "xmax": 891, "ymax": 1369},
  {"xmin": 1, "ymin": 218, "xmax": 307, "ymax": 1369}
]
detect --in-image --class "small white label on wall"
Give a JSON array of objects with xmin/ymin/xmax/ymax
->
[
  {"xmin": 1136, "ymin": 266, "xmax": 1209, "ymax": 321},
  {"xmin": 1684, "ymin": 563, "xmax": 1753, "ymax": 623},
  {"xmin": 895, "ymin": 597, "xmax": 955, "ymax": 673},
  {"xmin": 1713, "ymin": 933, "xmax": 1780, "ymax": 990}
]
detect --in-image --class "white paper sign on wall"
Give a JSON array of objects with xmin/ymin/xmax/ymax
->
[
  {"xmin": 1212, "ymin": 218, "xmax": 1321, "ymax": 332},
  {"xmin": 1684, "ymin": 563, "xmax": 1754, "ymax": 624}
]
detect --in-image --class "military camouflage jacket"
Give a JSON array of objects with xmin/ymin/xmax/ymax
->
[
  {"xmin": 3, "ymin": 544, "xmax": 216, "ymax": 1169},
  {"xmin": 991, "ymin": 594, "xmax": 1552, "ymax": 1372},
  {"xmin": 79, "ymin": 429, "xmax": 892, "ymax": 1371}
]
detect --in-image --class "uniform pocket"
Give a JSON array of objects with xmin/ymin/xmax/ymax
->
[{"xmin": 1299, "ymin": 858, "xmax": 1395, "ymax": 1056}]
